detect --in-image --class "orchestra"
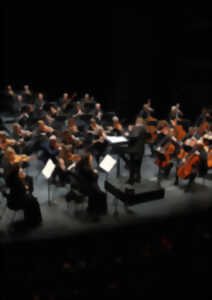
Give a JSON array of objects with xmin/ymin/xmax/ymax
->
[{"xmin": 1, "ymin": 84, "xmax": 212, "ymax": 227}]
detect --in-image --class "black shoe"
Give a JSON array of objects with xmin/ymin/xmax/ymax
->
[
  {"xmin": 126, "ymin": 179, "xmax": 134, "ymax": 185},
  {"xmin": 134, "ymin": 176, "xmax": 141, "ymax": 183}
]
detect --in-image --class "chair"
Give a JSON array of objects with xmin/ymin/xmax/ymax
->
[{"xmin": 65, "ymin": 171, "xmax": 88, "ymax": 213}]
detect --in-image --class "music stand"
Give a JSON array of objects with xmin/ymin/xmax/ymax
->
[
  {"xmin": 99, "ymin": 154, "xmax": 117, "ymax": 215},
  {"xmin": 42, "ymin": 159, "xmax": 56, "ymax": 206}
]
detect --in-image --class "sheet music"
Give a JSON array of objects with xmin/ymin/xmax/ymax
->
[
  {"xmin": 106, "ymin": 136, "xmax": 128, "ymax": 144},
  {"xmin": 42, "ymin": 159, "xmax": 56, "ymax": 179},
  {"xmin": 99, "ymin": 154, "xmax": 117, "ymax": 173}
]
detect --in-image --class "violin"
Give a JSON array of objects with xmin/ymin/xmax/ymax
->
[{"xmin": 62, "ymin": 92, "xmax": 77, "ymax": 110}]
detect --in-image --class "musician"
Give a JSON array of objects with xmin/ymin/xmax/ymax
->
[
  {"xmin": 1, "ymin": 146, "xmax": 31, "ymax": 182},
  {"xmin": 75, "ymin": 152, "xmax": 107, "ymax": 216},
  {"xmin": 34, "ymin": 92, "xmax": 46, "ymax": 112},
  {"xmin": 22, "ymin": 84, "xmax": 33, "ymax": 103},
  {"xmin": 59, "ymin": 92, "xmax": 69, "ymax": 109},
  {"xmin": 107, "ymin": 116, "xmax": 123, "ymax": 136},
  {"xmin": 174, "ymin": 142, "xmax": 203, "ymax": 191},
  {"xmin": 5, "ymin": 164, "xmax": 42, "ymax": 227},
  {"xmin": 12, "ymin": 94, "xmax": 25, "ymax": 115},
  {"xmin": 89, "ymin": 127, "xmax": 108, "ymax": 164},
  {"xmin": 80, "ymin": 93, "xmax": 95, "ymax": 113},
  {"xmin": 138, "ymin": 98, "xmax": 154, "ymax": 120},
  {"xmin": 93, "ymin": 103, "xmax": 103, "ymax": 122},
  {"xmin": 169, "ymin": 103, "xmax": 183, "ymax": 122},
  {"xmin": 52, "ymin": 145, "xmax": 80, "ymax": 185},
  {"xmin": 40, "ymin": 135, "xmax": 61, "ymax": 164},
  {"xmin": 73, "ymin": 101, "xmax": 84, "ymax": 118},
  {"xmin": 6, "ymin": 84, "xmax": 15, "ymax": 97},
  {"xmin": 118, "ymin": 118, "xmax": 151, "ymax": 184}
]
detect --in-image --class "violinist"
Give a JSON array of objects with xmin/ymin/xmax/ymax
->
[
  {"xmin": 0, "ymin": 131, "xmax": 17, "ymax": 152},
  {"xmin": 1, "ymin": 146, "xmax": 31, "ymax": 182},
  {"xmin": 67, "ymin": 117, "xmax": 79, "ymax": 135},
  {"xmin": 40, "ymin": 135, "xmax": 61, "ymax": 164},
  {"xmin": 80, "ymin": 93, "xmax": 95, "ymax": 114},
  {"xmin": 34, "ymin": 92, "xmax": 46, "ymax": 113},
  {"xmin": 73, "ymin": 101, "xmax": 84, "ymax": 118},
  {"xmin": 52, "ymin": 144, "xmax": 80, "ymax": 185},
  {"xmin": 5, "ymin": 164, "xmax": 42, "ymax": 227},
  {"xmin": 93, "ymin": 103, "xmax": 103, "ymax": 122},
  {"xmin": 61, "ymin": 130, "xmax": 82, "ymax": 148},
  {"xmin": 86, "ymin": 118, "xmax": 101, "ymax": 144},
  {"xmin": 107, "ymin": 116, "xmax": 123, "ymax": 136},
  {"xmin": 89, "ymin": 127, "xmax": 108, "ymax": 164},
  {"xmin": 75, "ymin": 152, "xmax": 107, "ymax": 217}
]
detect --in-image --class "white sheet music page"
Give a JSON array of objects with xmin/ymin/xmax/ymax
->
[
  {"xmin": 42, "ymin": 159, "xmax": 56, "ymax": 179},
  {"xmin": 99, "ymin": 154, "xmax": 117, "ymax": 173},
  {"xmin": 106, "ymin": 136, "xmax": 128, "ymax": 143}
]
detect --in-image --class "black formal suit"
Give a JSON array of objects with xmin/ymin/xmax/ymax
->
[{"xmin": 119, "ymin": 125, "xmax": 151, "ymax": 184}]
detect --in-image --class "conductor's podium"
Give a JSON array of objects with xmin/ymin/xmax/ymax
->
[{"xmin": 105, "ymin": 176, "xmax": 165, "ymax": 206}]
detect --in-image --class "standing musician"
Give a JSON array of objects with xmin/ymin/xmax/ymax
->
[
  {"xmin": 138, "ymin": 98, "xmax": 154, "ymax": 120},
  {"xmin": 169, "ymin": 103, "xmax": 183, "ymax": 122}
]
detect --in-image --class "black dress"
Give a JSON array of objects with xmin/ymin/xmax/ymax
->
[{"xmin": 75, "ymin": 162, "xmax": 107, "ymax": 215}]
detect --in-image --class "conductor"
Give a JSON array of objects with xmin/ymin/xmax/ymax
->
[{"xmin": 118, "ymin": 118, "xmax": 151, "ymax": 185}]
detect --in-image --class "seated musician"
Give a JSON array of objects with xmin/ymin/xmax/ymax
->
[
  {"xmin": 59, "ymin": 92, "xmax": 69, "ymax": 108},
  {"xmin": 34, "ymin": 92, "xmax": 46, "ymax": 113},
  {"xmin": 0, "ymin": 131, "xmax": 18, "ymax": 152},
  {"xmin": 151, "ymin": 120, "xmax": 169, "ymax": 153},
  {"xmin": 6, "ymin": 84, "xmax": 15, "ymax": 97},
  {"xmin": 174, "ymin": 141, "xmax": 204, "ymax": 191},
  {"xmin": 86, "ymin": 118, "xmax": 101, "ymax": 142},
  {"xmin": 5, "ymin": 164, "xmax": 42, "ymax": 227},
  {"xmin": 67, "ymin": 117, "xmax": 79, "ymax": 135},
  {"xmin": 107, "ymin": 116, "xmax": 123, "ymax": 136},
  {"xmin": 1, "ymin": 146, "xmax": 31, "ymax": 182},
  {"xmin": 61, "ymin": 130, "xmax": 82, "ymax": 148},
  {"xmin": 12, "ymin": 123, "xmax": 32, "ymax": 153},
  {"xmin": 52, "ymin": 144, "xmax": 81, "ymax": 185},
  {"xmin": 89, "ymin": 127, "xmax": 108, "ymax": 164},
  {"xmin": 93, "ymin": 103, "xmax": 103, "ymax": 122},
  {"xmin": 74, "ymin": 152, "xmax": 107, "ymax": 217},
  {"xmin": 39, "ymin": 135, "xmax": 61, "ymax": 164},
  {"xmin": 80, "ymin": 93, "xmax": 95, "ymax": 114},
  {"xmin": 73, "ymin": 101, "xmax": 84, "ymax": 118},
  {"xmin": 155, "ymin": 127, "xmax": 179, "ymax": 178},
  {"xmin": 12, "ymin": 94, "xmax": 25, "ymax": 115}
]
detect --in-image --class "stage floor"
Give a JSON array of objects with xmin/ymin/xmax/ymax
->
[{"xmin": 1, "ymin": 113, "xmax": 212, "ymax": 245}]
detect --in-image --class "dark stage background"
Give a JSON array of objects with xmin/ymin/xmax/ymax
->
[{"xmin": 1, "ymin": 6, "xmax": 212, "ymax": 121}]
